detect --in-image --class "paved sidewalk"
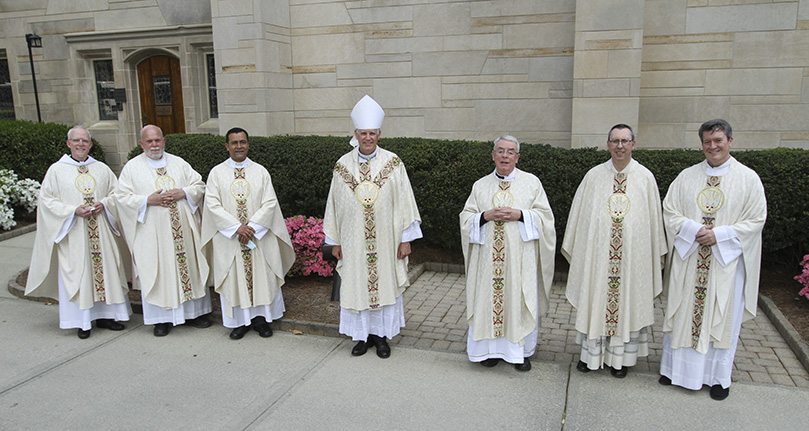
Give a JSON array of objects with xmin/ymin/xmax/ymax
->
[{"xmin": 397, "ymin": 269, "xmax": 809, "ymax": 388}]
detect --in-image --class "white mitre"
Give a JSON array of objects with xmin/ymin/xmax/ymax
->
[{"xmin": 349, "ymin": 95, "xmax": 385, "ymax": 147}]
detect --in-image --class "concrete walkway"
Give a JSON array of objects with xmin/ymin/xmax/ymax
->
[{"xmin": 3, "ymin": 230, "xmax": 809, "ymax": 430}]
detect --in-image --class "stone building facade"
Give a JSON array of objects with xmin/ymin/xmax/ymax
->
[{"xmin": 1, "ymin": 0, "xmax": 808, "ymax": 171}]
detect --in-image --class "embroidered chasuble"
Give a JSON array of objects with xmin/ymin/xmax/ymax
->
[
  {"xmin": 114, "ymin": 153, "xmax": 209, "ymax": 310},
  {"xmin": 323, "ymin": 147, "xmax": 421, "ymax": 313},
  {"xmin": 562, "ymin": 159, "xmax": 666, "ymax": 344},
  {"xmin": 26, "ymin": 156, "xmax": 129, "ymax": 309},
  {"xmin": 662, "ymin": 158, "xmax": 766, "ymax": 354},
  {"xmin": 201, "ymin": 159, "xmax": 295, "ymax": 318},
  {"xmin": 460, "ymin": 169, "xmax": 555, "ymax": 345}
]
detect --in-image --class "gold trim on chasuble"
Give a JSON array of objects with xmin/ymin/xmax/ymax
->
[
  {"xmin": 231, "ymin": 168, "xmax": 254, "ymax": 304},
  {"xmin": 604, "ymin": 173, "xmax": 629, "ymax": 337},
  {"xmin": 334, "ymin": 156, "xmax": 401, "ymax": 308},
  {"xmin": 490, "ymin": 181, "xmax": 512, "ymax": 337},
  {"xmin": 155, "ymin": 167, "xmax": 193, "ymax": 302},
  {"xmin": 691, "ymin": 176, "xmax": 724, "ymax": 349},
  {"xmin": 76, "ymin": 166, "xmax": 105, "ymax": 302}
]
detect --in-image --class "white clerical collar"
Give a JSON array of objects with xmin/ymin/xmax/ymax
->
[
  {"xmin": 493, "ymin": 168, "xmax": 516, "ymax": 181},
  {"xmin": 704, "ymin": 157, "xmax": 732, "ymax": 176},
  {"xmin": 228, "ymin": 157, "xmax": 250, "ymax": 168},
  {"xmin": 357, "ymin": 148, "xmax": 378, "ymax": 162},
  {"xmin": 58, "ymin": 154, "xmax": 96, "ymax": 166},
  {"xmin": 145, "ymin": 154, "xmax": 167, "ymax": 168},
  {"xmin": 609, "ymin": 158, "xmax": 633, "ymax": 173}
]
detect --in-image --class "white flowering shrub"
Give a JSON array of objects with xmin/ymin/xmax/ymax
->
[{"xmin": 0, "ymin": 169, "xmax": 40, "ymax": 230}]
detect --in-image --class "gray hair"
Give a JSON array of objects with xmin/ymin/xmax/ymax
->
[
  {"xmin": 140, "ymin": 124, "xmax": 164, "ymax": 139},
  {"xmin": 699, "ymin": 119, "xmax": 732, "ymax": 141},
  {"xmin": 493, "ymin": 134, "xmax": 520, "ymax": 153},
  {"xmin": 67, "ymin": 126, "xmax": 91, "ymax": 140},
  {"xmin": 608, "ymin": 124, "xmax": 635, "ymax": 141}
]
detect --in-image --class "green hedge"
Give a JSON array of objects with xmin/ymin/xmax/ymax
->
[
  {"xmin": 127, "ymin": 134, "xmax": 809, "ymax": 262},
  {"xmin": 0, "ymin": 120, "xmax": 106, "ymax": 182}
]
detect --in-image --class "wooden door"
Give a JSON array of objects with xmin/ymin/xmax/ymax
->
[{"xmin": 136, "ymin": 56, "xmax": 185, "ymax": 134}]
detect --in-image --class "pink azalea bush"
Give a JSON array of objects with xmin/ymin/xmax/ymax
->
[
  {"xmin": 796, "ymin": 254, "xmax": 809, "ymax": 300},
  {"xmin": 285, "ymin": 215, "xmax": 334, "ymax": 277}
]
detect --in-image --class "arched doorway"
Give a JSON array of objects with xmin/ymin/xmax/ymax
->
[{"xmin": 136, "ymin": 55, "xmax": 185, "ymax": 134}]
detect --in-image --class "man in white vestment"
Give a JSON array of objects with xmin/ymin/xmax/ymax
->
[
  {"xmin": 460, "ymin": 135, "xmax": 555, "ymax": 372},
  {"xmin": 201, "ymin": 127, "xmax": 295, "ymax": 340},
  {"xmin": 562, "ymin": 124, "xmax": 666, "ymax": 378},
  {"xmin": 323, "ymin": 95, "xmax": 422, "ymax": 358},
  {"xmin": 659, "ymin": 119, "xmax": 766, "ymax": 400},
  {"xmin": 115, "ymin": 125, "xmax": 212, "ymax": 337},
  {"xmin": 26, "ymin": 127, "xmax": 132, "ymax": 339}
]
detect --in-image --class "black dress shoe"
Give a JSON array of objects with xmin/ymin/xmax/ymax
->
[
  {"xmin": 610, "ymin": 366, "xmax": 627, "ymax": 378},
  {"xmin": 153, "ymin": 323, "xmax": 171, "ymax": 337},
  {"xmin": 186, "ymin": 315, "xmax": 212, "ymax": 328},
  {"xmin": 514, "ymin": 358, "xmax": 532, "ymax": 372},
  {"xmin": 480, "ymin": 358, "xmax": 500, "ymax": 367},
  {"xmin": 369, "ymin": 335, "xmax": 391, "ymax": 358},
  {"xmin": 576, "ymin": 360, "xmax": 591, "ymax": 373},
  {"xmin": 77, "ymin": 329, "xmax": 91, "ymax": 339},
  {"xmin": 253, "ymin": 323, "xmax": 273, "ymax": 338},
  {"xmin": 658, "ymin": 375, "xmax": 672, "ymax": 386},
  {"xmin": 351, "ymin": 340, "xmax": 368, "ymax": 356},
  {"xmin": 709, "ymin": 384, "xmax": 730, "ymax": 401},
  {"xmin": 229, "ymin": 325, "xmax": 251, "ymax": 340},
  {"xmin": 95, "ymin": 319, "xmax": 125, "ymax": 331}
]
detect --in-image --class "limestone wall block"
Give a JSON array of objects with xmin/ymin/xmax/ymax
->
[
  {"xmin": 474, "ymin": 98, "xmax": 571, "ymax": 132},
  {"xmin": 481, "ymin": 58, "xmax": 531, "ymax": 76},
  {"xmin": 337, "ymin": 62, "xmax": 411, "ymax": 80},
  {"xmin": 254, "ymin": 0, "xmax": 290, "ymax": 27},
  {"xmin": 581, "ymin": 79, "xmax": 632, "ymax": 98},
  {"xmin": 256, "ymin": 88, "xmax": 293, "ymax": 111},
  {"xmin": 639, "ymin": 96, "xmax": 729, "ymax": 124},
  {"xmin": 686, "ymin": 3, "xmax": 798, "ymax": 34},
  {"xmin": 219, "ymin": 88, "xmax": 257, "ymax": 106},
  {"xmin": 644, "ymin": 0, "xmax": 687, "ymax": 36},
  {"xmin": 381, "ymin": 115, "xmax": 424, "ymax": 138},
  {"xmin": 423, "ymin": 107, "xmax": 475, "ymax": 131},
  {"xmin": 215, "ymin": 0, "xmax": 253, "ymax": 18},
  {"xmin": 641, "ymin": 41, "xmax": 732, "ymax": 63},
  {"xmin": 443, "ymin": 82, "xmax": 551, "ymax": 100},
  {"xmin": 636, "ymin": 123, "xmax": 689, "ymax": 149},
  {"xmin": 607, "ymin": 49, "xmax": 642, "ymax": 78},
  {"xmin": 573, "ymin": 50, "xmax": 609, "ymax": 79},
  {"xmin": 705, "ymin": 68, "xmax": 803, "ymax": 96},
  {"xmin": 640, "ymin": 88, "xmax": 705, "ymax": 97},
  {"xmin": 572, "ymin": 98, "xmax": 639, "ymax": 136},
  {"xmin": 212, "ymin": 17, "xmax": 243, "ymax": 49},
  {"xmin": 220, "ymin": 48, "xmax": 256, "ymax": 69},
  {"xmin": 0, "ymin": 0, "xmax": 48, "ymax": 12},
  {"xmin": 503, "ymin": 22, "xmax": 574, "ymax": 49},
  {"xmin": 291, "ymin": 2, "xmax": 352, "ymax": 28},
  {"xmin": 294, "ymin": 86, "xmax": 369, "ymax": 111},
  {"xmin": 641, "ymin": 70, "xmax": 705, "ymax": 88},
  {"xmin": 291, "ymin": 33, "xmax": 365, "ymax": 66},
  {"xmin": 729, "ymin": 132, "xmax": 781, "ymax": 149},
  {"xmin": 443, "ymin": 34, "xmax": 502, "ymax": 51},
  {"xmin": 255, "ymin": 40, "xmax": 286, "ymax": 73},
  {"xmin": 413, "ymin": 2, "xmax": 471, "ymax": 36},
  {"xmin": 94, "ymin": 8, "xmax": 167, "ymax": 31},
  {"xmin": 528, "ymin": 56, "xmax": 574, "ymax": 82},
  {"xmin": 574, "ymin": 0, "xmax": 645, "ymax": 31},
  {"xmin": 367, "ymin": 54, "xmax": 413, "ymax": 63},
  {"xmin": 733, "ymin": 31, "xmax": 809, "ymax": 67},
  {"xmin": 347, "ymin": 5, "xmax": 413, "ymax": 24},
  {"xmin": 44, "ymin": 0, "xmax": 106, "ymax": 15},
  {"xmin": 412, "ymin": 51, "xmax": 488, "ymax": 76},
  {"xmin": 295, "ymin": 117, "xmax": 350, "ymax": 135},
  {"xmin": 471, "ymin": 0, "xmax": 576, "ymax": 17},
  {"xmin": 374, "ymin": 77, "xmax": 441, "ymax": 108},
  {"xmin": 731, "ymin": 103, "xmax": 809, "ymax": 131},
  {"xmin": 365, "ymin": 36, "xmax": 443, "ymax": 55},
  {"xmin": 730, "ymin": 95, "xmax": 801, "ymax": 105},
  {"xmin": 294, "ymin": 72, "xmax": 337, "ymax": 88}
]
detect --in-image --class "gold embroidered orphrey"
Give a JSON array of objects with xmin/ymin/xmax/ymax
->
[
  {"xmin": 355, "ymin": 181, "xmax": 380, "ymax": 206},
  {"xmin": 155, "ymin": 167, "xmax": 193, "ymax": 302},
  {"xmin": 691, "ymin": 176, "xmax": 723, "ymax": 349},
  {"xmin": 490, "ymin": 180, "xmax": 512, "ymax": 337},
  {"xmin": 232, "ymin": 168, "xmax": 255, "ymax": 304},
  {"xmin": 604, "ymin": 172, "xmax": 628, "ymax": 337},
  {"xmin": 334, "ymin": 156, "xmax": 401, "ymax": 308},
  {"xmin": 76, "ymin": 165, "xmax": 105, "ymax": 302}
]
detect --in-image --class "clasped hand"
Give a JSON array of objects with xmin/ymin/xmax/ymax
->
[
  {"xmin": 147, "ymin": 188, "xmax": 186, "ymax": 207},
  {"xmin": 484, "ymin": 206, "xmax": 520, "ymax": 222},
  {"xmin": 75, "ymin": 202, "xmax": 104, "ymax": 218}
]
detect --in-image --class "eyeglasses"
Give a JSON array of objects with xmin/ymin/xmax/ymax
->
[
  {"xmin": 494, "ymin": 149, "xmax": 518, "ymax": 157},
  {"xmin": 608, "ymin": 139, "xmax": 633, "ymax": 146},
  {"xmin": 69, "ymin": 138, "xmax": 91, "ymax": 144}
]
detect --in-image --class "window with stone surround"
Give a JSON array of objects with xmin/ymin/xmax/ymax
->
[
  {"xmin": 0, "ymin": 50, "xmax": 14, "ymax": 120},
  {"xmin": 93, "ymin": 59, "xmax": 117, "ymax": 121},
  {"xmin": 206, "ymin": 53, "xmax": 218, "ymax": 119}
]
